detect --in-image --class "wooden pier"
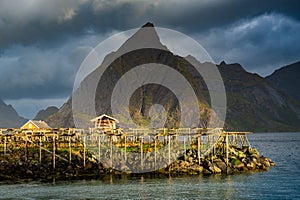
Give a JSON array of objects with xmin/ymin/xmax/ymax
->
[{"xmin": 0, "ymin": 127, "xmax": 251, "ymax": 172}]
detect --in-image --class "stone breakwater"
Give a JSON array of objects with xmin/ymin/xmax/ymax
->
[
  {"xmin": 0, "ymin": 149, "xmax": 104, "ymax": 181},
  {"xmin": 167, "ymin": 146, "xmax": 275, "ymax": 175},
  {"xmin": 0, "ymin": 144, "xmax": 275, "ymax": 181}
]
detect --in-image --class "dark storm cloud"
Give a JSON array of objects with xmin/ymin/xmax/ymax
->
[
  {"xmin": 0, "ymin": 0, "xmax": 143, "ymax": 49},
  {"xmin": 153, "ymin": 0, "xmax": 300, "ymax": 33},
  {"xmin": 1, "ymin": 0, "xmax": 300, "ymax": 49},
  {"xmin": 0, "ymin": 34, "xmax": 97, "ymax": 99},
  {"xmin": 196, "ymin": 13, "xmax": 300, "ymax": 76},
  {"xmin": 0, "ymin": 0, "xmax": 300, "ymax": 118}
]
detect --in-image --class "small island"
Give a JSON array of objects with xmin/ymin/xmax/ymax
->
[{"xmin": 0, "ymin": 115, "xmax": 274, "ymax": 182}]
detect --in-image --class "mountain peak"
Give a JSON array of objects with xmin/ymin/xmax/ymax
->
[
  {"xmin": 34, "ymin": 106, "xmax": 59, "ymax": 121},
  {"xmin": 266, "ymin": 61, "xmax": 300, "ymax": 102},
  {"xmin": 142, "ymin": 22, "xmax": 154, "ymax": 27},
  {"xmin": 220, "ymin": 61, "xmax": 227, "ymax": 65},
  {"xmin": 218, "ymin": 62, "xmax": 246, "ymax": 72},
  {"xmin": 117, "ymin": 22, "xmax": 168, "ymax": 53},
  {"xmin": 0, "ymin": 98, "xmax": 27, "ymax": 128}
]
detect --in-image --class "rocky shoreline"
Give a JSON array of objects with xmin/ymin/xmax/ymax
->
[
  {"xmin": 167, "ymin": 146, "xmax": 275, "ymax": 175},
  {"xmin": 0, "ymin": 143, "xmax": 275, "ymax": 182}
]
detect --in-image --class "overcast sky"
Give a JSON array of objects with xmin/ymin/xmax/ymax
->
[{"xmin": 0, "ymin": 0, "xmax": 300, "ymax": 119}]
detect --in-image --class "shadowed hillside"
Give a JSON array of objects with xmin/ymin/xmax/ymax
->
[
  {"xmin": 218, "ymin": 62, "xmax": 300, "ymax": 132},
  {"xmin": 46, "ymin": 23, "xmax": 300, "ymax": 132},
  {"xmin": 34, "ymin": 106, "xmax": 59, "ymax": 121},
  {"xmin": 266, "ymin": 61, "xmax": 300, "ymax": 103},
  {"xmin": 0, "ymin": 98, "xmax": 27, "ymax": 128}
]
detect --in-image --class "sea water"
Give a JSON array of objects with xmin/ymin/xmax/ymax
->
[{"xmin": 0, "ymin": 132, "xmax": 299, "ymax": 199}]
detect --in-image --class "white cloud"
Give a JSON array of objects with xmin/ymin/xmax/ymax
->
[
  {"xmin": 57, "ymin": 8, "xmax": 77, "ymax": 23},
  {"xmin": 0, "ymin": 0, "xmax": 84, "ymax": 26}
]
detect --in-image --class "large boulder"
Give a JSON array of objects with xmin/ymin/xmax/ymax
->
[
  {"xmin": 210, "ymin": 164, "xmax": 222, "ymax": 173},
  {"xmin": 214, "ymin": 158, "xmax": 227, "ymax": 172}
]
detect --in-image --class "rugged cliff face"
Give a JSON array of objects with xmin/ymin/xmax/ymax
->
[
  {"xmin": 46, "ymin": 101, "xmax": 74, "ymax": 128},
  {"xmin": 34, "ymin": 106, "xmax": 59, "ymax": 121},
  {"xmin": 46, "ymin": 23, "xmax": 300, "ymax": 132},
  {"xmin": 218, "ymin": 62, "xmax": 300, "ymax": 132},
  {"xmin": 266, "ymin": 61, "xmax": 300, "ymax": 103},
  {"xmin": 46, "ymin": 23, "xmax": 214, "ymax": 129},
  {"xmin": 0, "ymin": 98, "xmax": 27, "ymax": 128}
]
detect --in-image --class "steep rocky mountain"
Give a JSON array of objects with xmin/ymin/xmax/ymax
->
[
  {"xmin": 46, "ymin": 102, "xmax": 74, "ymax": 128},
  {"xmin": 266, "ymin": 61, "xmax": 300, "ymax": 103},
  {"xmin": 47, "ymin": 23, "xmax": 212, "ymax": 129},
  {"xmin": 34, "ymin": 106, "xmax": 59, "ymax": 121},
  {"xmin": 0, "ymin": 98, "xmax": 27, "ymax": 128},
  {"xmin": 46, "ymin": 23, "xmax": 300, "ymax": 132},
  {"xmin": 218, "ymin": 62, "xmax": 300, "ymax": 132}
]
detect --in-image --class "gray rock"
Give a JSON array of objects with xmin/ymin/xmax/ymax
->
[
  {"xmin": 215, "ymin": 160, "xmax": 227, "ymax": 172},
  {"xmin": 190, "ymin": 164, "xmax": 203, "ymax": 173},
  {"xmin": 188, "ymin": 157, "xmax": 194, "ymax": 163},
  {"xmin": 210, "ymin": 165, "xmax": 222, "ymax": 173},
  {"xmin": 246, "ymin": 162, "xmax": 256, "ymax": 170}
]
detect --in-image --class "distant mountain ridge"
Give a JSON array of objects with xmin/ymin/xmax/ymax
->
[
  {"xmin": 218, "ymin": 61, "xmax": 300, "ymax": 131},
  {"xmin": 45, "ymin": 23, "xmax": 300, "ymax": 132},
  {"xmin": 266, "ymin": 61, "xmax": 300, "ymax": 103},
  {"xmin": 34, "ymin": 106, "xmax": 59, "ymax": 121},
  {"xmin": 0, "ymin": 98, "xmax": 27, "ymax": 128}
]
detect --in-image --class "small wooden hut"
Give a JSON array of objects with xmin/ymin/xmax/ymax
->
[
  {"xmin": 90, "ymin": 114, "xmax": 119, "ymax": 130},
  {"xmin": 21, "ymin": 120, "xmax": 51, "ymax": 130}
]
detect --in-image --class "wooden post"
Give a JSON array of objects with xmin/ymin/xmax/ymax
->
[
  {"xmin": 25, "ymin": 136, "xmax": 28, "ymax": 161},
  {"xmin": 198, "ymin": 135, "xmax": 201, "ymax": 165},
  {"xmin": 110, "ymin": 136, "xmax": 113, "ymax": 168},
  {"xmin": 140, "ymin": 136, "xmax": 143, "ymax": 169},
  {"xmin": 98, "ymin": 135, "xmax": 101, "ymax": 162},
  {"xmin": 83, "ymin": 134, "xmax": 86, "ymax": 168},
  {"xmin": 4, "ymin": 136, "xmax": 7, "ymax": 155},
  {"xmin": 226, "ymin": 133, "xmax": 229, "ymax": 173},
  {"xmin": 53, "ymin": 135, "xmax": 56, "ymax": 171},
  {"xmin": 212, "ymin": 137, "xmax": 215, "ymax": 164},
  {"xmin": 154, "ymin": 136, "xmax": 157, "ymax": 170},
  {"xmin": 39, "ymin": 136, "xmax": 42, "ymax": 164},
  {"xmin": 168, "ymin": 135, "xmax": 171, "ymax": 165},
  {"xmin": 206, "ymin": 135, "xmax": 209, "ymax": 152},
  {"xmin": 69, "ymin": 137, "xmax": 72, "ymax": 164},
  {"xmin": 223, "ymin": 136, "xmax": 225, "ymax": 155},
  {"xmin": 164, "ymin": 128, "xmax": 166, "ymax": 144},
  {"xmin": 183, "ymin": 136, "xmax": 186, "ymax": 160},
  {"xmin": 124, "ymin": 135, "xmax": 127, "ymax": 163}
]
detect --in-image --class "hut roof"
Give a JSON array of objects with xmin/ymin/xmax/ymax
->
[
  {"xmin": 90, "ymin": 114, "xmax": 119, "ymax": 123},
  {"xmin": 21, "ymin": 120, "xmax": 51, "ymax": 129}
]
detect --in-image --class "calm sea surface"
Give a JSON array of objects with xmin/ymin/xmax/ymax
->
[{"xmin": 0, "ymin": 132, "xmax": 299, "ymax": 199}]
